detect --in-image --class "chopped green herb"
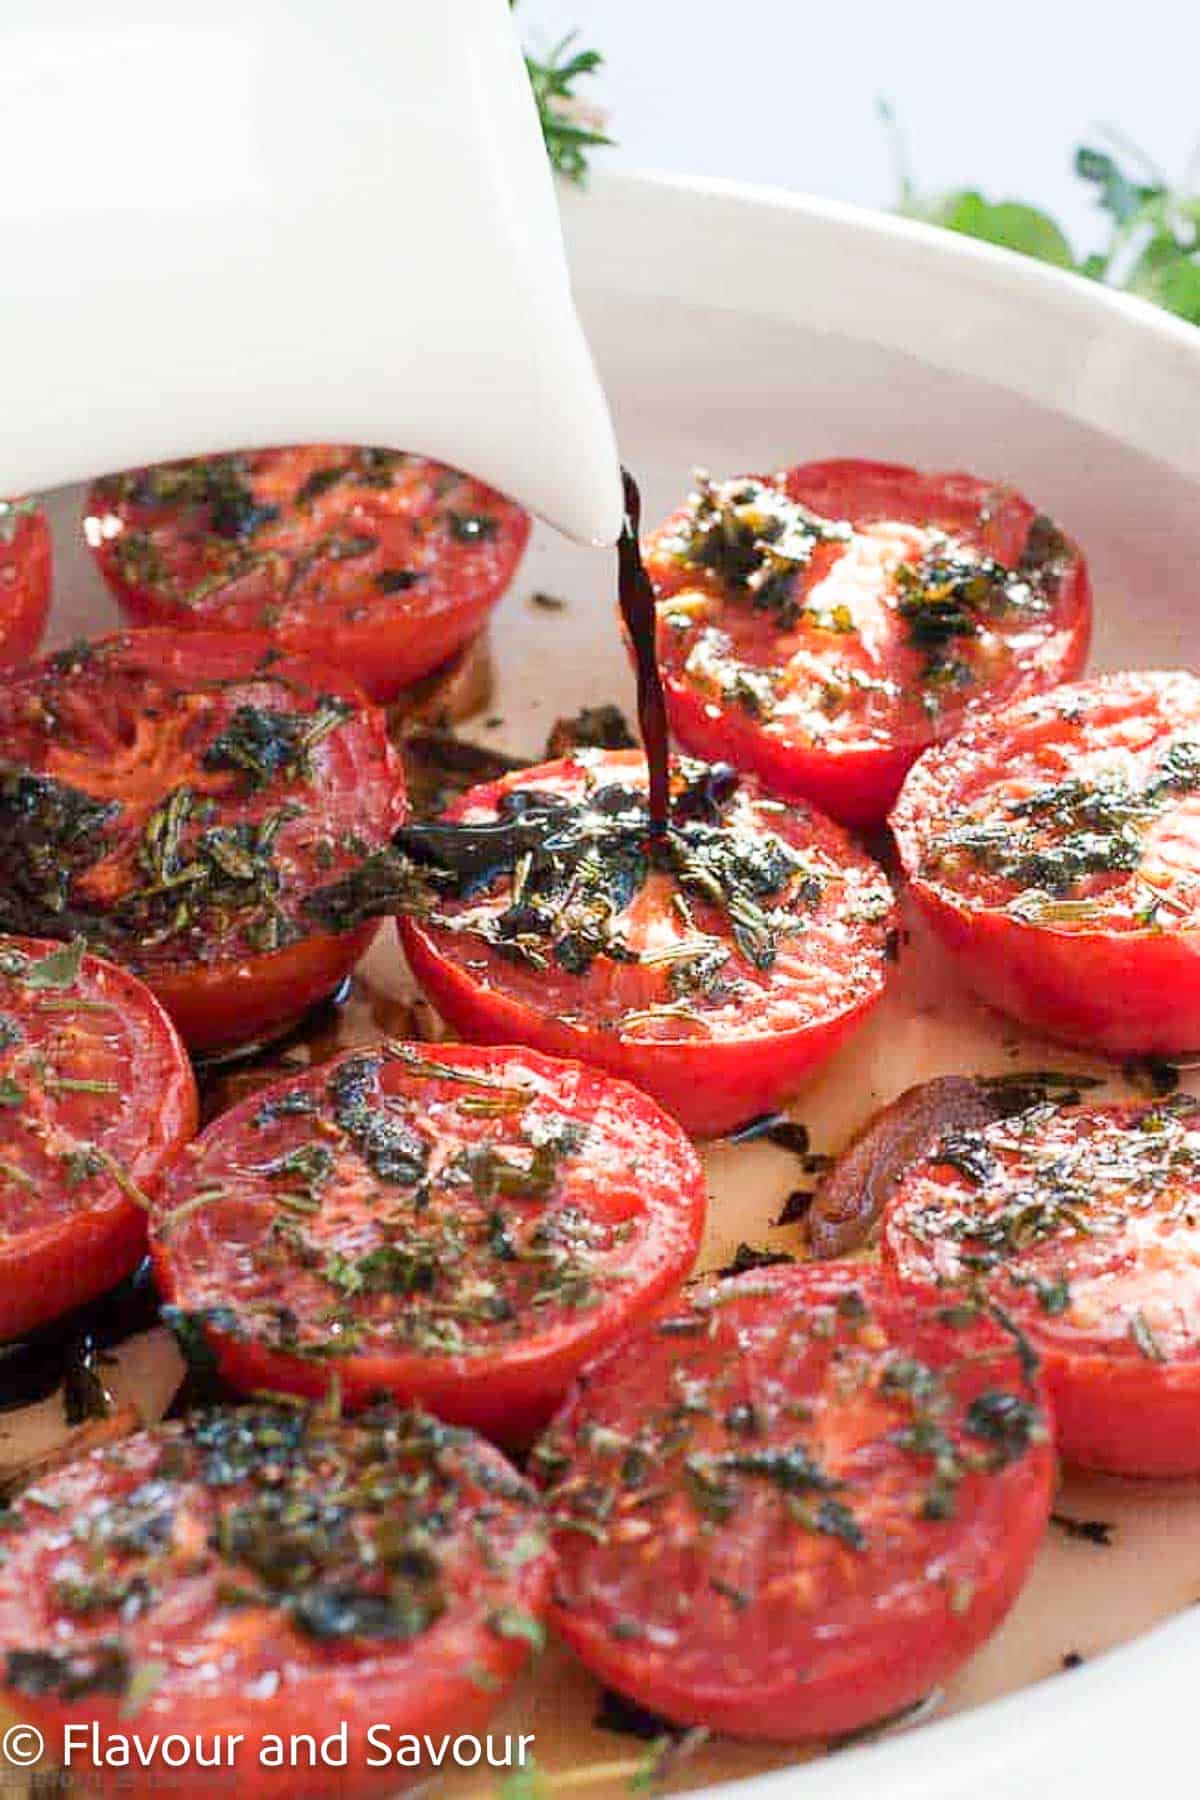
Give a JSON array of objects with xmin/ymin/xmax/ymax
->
[
  {"xmin": 663, "ymin": 472, "xmax": 851, "ymax": 629},
  {"xmin": 202, "ymin": 698, "xmax": 352, "ymax": 791}
]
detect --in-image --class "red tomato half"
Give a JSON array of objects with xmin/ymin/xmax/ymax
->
[
  {"xmin": 645, "ymin": 460, "xmax": 1091, "ymax": 828},
  {"xmin": 151, "ymin": 1041, "xmax": 706, "ymax": 1444},
  {"xmin": 892, "ymin": 669, "xmax": 1200, "ymax": 1056},
  {"xmin": 0, "ymin": 500, "xmax": 51, "ymax": 667},
  {"xmin": 397, "ymin": 752, "xmax": 896, "ymax": 1136},
  {"xmin": 537, "ymin": 1262, "xmax": 1054, "ymax": 1740},
  {"xmin": 84, "ymin": 447, "xmax": 530, "ymax": 702},
  {"xmin": 0, "ymin": 934, "xmax": 196, "ymax": 1339},
  {"xmin": 0, "ymin": 630, "xmax": 407, "ymax": 1053},
  {"xmin": 882, "ymin": 1094, "xmax": 1200, "ymax": 1477},
  {"xmin": 0, "ymin": 1404, "xmax": 551, "ymax": 1799}
]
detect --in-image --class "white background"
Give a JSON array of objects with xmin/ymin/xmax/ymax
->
[{"xmin": 519, "ymin": 0, "xmax": 1199, "ymax": 253}]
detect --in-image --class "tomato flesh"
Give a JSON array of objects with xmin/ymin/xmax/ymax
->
[
  {"xmin": 84, "ymin": 448, "xmax": 530, "ymax": 702},
  {"xmin": 0, "ymin": 1404, "xmax": 551, "ymax": 1799},
  {"xmin": 882, "ymin": 1095, "xmax": 1200, "ymax": 1476},
  {"xmin": 0, "ymin": 934, "xmax": 196, "ymax": 1338},
  {"xmin": 396, "ymin": 751, "xmax": 896, "ymax": 1136},
  {"xmin": 0, "ymin": 629, "xmax": 407, "ymax": 1053},
  {"xmin": 537, "ymin": 1262, "xmax": 1054, "ymax": 1740},
  {"xmin": 645, "ymin": 460, "xmax": 1091, "ymax": 828},
  {"xmin": 0, "ymin": 501, "xmax": 51, "ymax": 668},
  {"xmin": 151, "ymin": 1041, "xmax": 706, "ymax": 1444},
  {"xmin": 892, "ymin": 669, "xmax": 1200, "ymax": 1055}
]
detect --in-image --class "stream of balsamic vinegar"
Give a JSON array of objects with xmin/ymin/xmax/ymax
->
[{"xmin": 617, "ymin": 468, "xmax": 671, "ymax": 837}]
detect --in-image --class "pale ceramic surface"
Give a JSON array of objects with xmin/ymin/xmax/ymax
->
[
  {"xmin": 521, "ymin": 0, "xmax": 1199, "ymax": 253},
  {"xmin": 0, "ymin": 0, "xmax": 623, "ymax": 543},
  {"xmin": 3, "ymin": 175, "xmax": 1200, "ymax": 1798}
]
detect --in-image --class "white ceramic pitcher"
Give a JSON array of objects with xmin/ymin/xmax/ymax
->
[{"xmin": 0, "ymin": 0, "xmax": 624, "ymax": 545}]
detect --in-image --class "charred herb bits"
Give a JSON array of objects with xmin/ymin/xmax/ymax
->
[
  {"xmin": 893, "ymin": 670, "xmax": 1200, "ymax": 1055},
  {"xmin": 0, "ymin": 1404, "xmax": 552, "ymax": 1794},
  {"xmin": 84, "ymin": 446, "xmax": 531, "ymax": 702},
  {"xmin": 395, "ymin": 750, "xmax": 896, "ymax": 1136},
  {"xmin": 0, "ymin": 629, "xmax": 406, "ymax": 1052},
  {"xmin": 883, "ymin": 1094, "xmax": 1200, "ymax": 1476},
  {"xmin": 150, "ymin": 1041, "xmax": 705, "ymax": 1443},
  {"xmin": 0, "ymin": 934, "xmax": 196, "ymax": 1339},
  {"xmin": 644, "ymin": 460, "xmax": 1090, "ymax": 829},
  {"xmin": 536, "ymin": 1262, "xmax": 1054, "ymax": 1740}
]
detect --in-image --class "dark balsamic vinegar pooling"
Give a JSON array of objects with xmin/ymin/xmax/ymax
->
[
  {"xmin": 617, "ymin": 468, "xmax": 671, "ymax": 837},
  {"xmin": 0, "ymin": 1258, "xmax": 161, "ymax": 1418}
]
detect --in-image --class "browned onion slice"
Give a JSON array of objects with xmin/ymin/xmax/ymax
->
[{"xmin": 807, "ymin": 1076, "xmax": 1001, "ymax": 1258}]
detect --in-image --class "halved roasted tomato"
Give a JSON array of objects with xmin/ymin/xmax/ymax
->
[
  {"xmin": 537, "ymin": 1262, "xmax": 1055, "ymax": 1740},
  {"xmin": 882, "ymin": 1093, "xmax": 1200, "ymax": 1477},
  {"xmin": 0, "ymin": 1403, "xmax": 552, "ymax": 1798},
  {"xmin": 393, "ymin": 751, "xmax": 896, "ymax": 1136},
  {"xmin": 151, "ymin": 1041, "xmax": 706, "ymax": 1444},
  {"xmin": 0, "ymin": 498, "xmax": 51, "ymax": 667},
  {"xmin": 0, "ymin": 934, "xmax": 196, "ymax": 1338},
  {"xmin": 0, "ymin": 630, "xmax": 406, "ymax": 1052},
  {"xmin": 892, "ymin": 669, "xmax": 1200, "ymax": 1056},
  {"xmin": 645, "ymin": 460, "xmax": 1091, "ymax": 828},
  {"xmin": 84, "ymin": 447, "xmax": 530, "ymax": 702}
]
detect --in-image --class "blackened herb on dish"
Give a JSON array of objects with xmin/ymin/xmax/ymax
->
[
  {"xmin": 713, "ymin": 1243, "xmax": 795, "ymax": 1278},
  {"xmin": 775, "ymin": 1189, "xmax": 816, "ymax": 1226},
  {"xmin": 544, "ymin": 704, "xmax": 637, "ymax": 757},
  {"xmin": 327, "ymin": 1055, "xmax": 431, "ymax": 1186},
  {"xmin": 295, "ymin": 464, "xmax": 352, "ymax": 506},
  {"xmin": 593, "ymin": 1687, "xmax": 682, "ymax": 1741},
  {"xmin": 662, "ymin": 473, "xmax": 852, "ymax": 629},
  {"xmin": 894, "ymin": 543, "xmax": 1047, "ymax": 697},
  {"xmin": 964, "ymin": 1390, "xmax": 1043, "ymax": 1465},
  {"xmin": 398, "ymin": 730, "xmax": 529, "ymax": 821},
  {"xmin": 6, "ymin": 1640, "xmax": 131, "ymax": 1701},
  {"xmin": 0, "ymin": 768, "xmax": 118, "ymax": 922},
  {"xmin": 1122, "ymin": 1056, "xmax": 1181, "ymax": 1098},
  {"xmin": 202, "ymin": 698, "xmax": 353, "ymax": 791},
  {"xmin": 375, "ymin": 568, "xmax": 425, "ymax": 594},
  {"xmin": 104, "ymin": 457, "xmax": 280, "ymax": 544},
  {"xmin": 1050, "ymin": 1512, "xmax": 1115, "ymax": 1548},
  {"xmin": 726, "ymin": 1112, "xmax": 811, "ymax": 1154},
  {"xmin": 1018, "ymin": 513, "xmax": 1071, "ymax": 587}
]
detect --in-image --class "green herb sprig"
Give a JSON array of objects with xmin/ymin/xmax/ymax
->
[
  {"xmin": 884, "ymin": 104, "xmax": 1200, "ymax": 326},
  {"xmin": 513, "ymin": 3, "xmax": 612, "ymax": 185}
]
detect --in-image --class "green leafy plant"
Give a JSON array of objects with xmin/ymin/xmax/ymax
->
[
  {"xmin": 513, "ymin": 2, "xmax": 612, "ymax": 184},
  {"xmin": 509, "ymin": 12, "xmax": 1199, "ymax": 323},
  {"xmin": 883, "ymin": 103, "xmax": 1200, "ymax": 324}
]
